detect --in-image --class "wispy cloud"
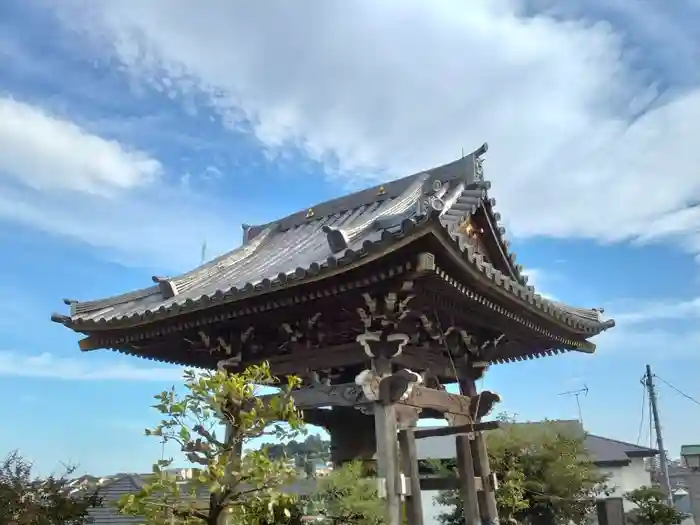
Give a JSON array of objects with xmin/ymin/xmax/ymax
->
[
  {"xmin": 612, "ymin": 297, "xmax": 700, "ymax": 324},
  {"xmin": 43, "ymin": 0, "xmax": 700, "ymax": 264},
  {"xmin": 596, "ymin": 295, "xmax": 700, "ymax": 358},
  {"xmin": 594, "ymin": 326, "xmax": 700, "ymax": 360},
  {"xmin": 0, "ymin": 95, "xmax": 251, "ymax": 271},
  {"xmin": 522, "ymin": 268, "xmax": 557, "ymax": 301},
  {"xmin": 0, "ymin": 351, "xmax": 184, "ymax": 381},
  {"xmin": 0, "ymin": 97, "xmax": 161, "ymax": 196}
]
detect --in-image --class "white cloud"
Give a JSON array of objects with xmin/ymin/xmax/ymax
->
[
  {"xmin": 612, "ymin": 297, "xmax": 700, "ymax": 324},
  {"xmin": 520, "ymin": 268, "xmax": 557, "ymax": 300},
  {"xmin": 0, "ymin": 351, "xmax": 184, "ymax": 381},
  {"xmin": 0, "ymin": 97, "xmax": 161, "ymax": 196},
  {"xmin": 0, "ymin": 96, "xmax": 251, "ymax": 270},
  {"xmin": 0, "ymin": 180, "xmax": 244, "ymax": 270},
  {"xmin": 595, "ymin": 295, "xmax": 700, "ymax": 358},
  {"xmin": 594, "ymin": 325, "xmax": 700, "ymax": 360},
  {"xmin": 43, "ymin": 0, "xmax": 700, "ymax": 264}
]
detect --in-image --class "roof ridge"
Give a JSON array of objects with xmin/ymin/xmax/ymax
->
[
  {"xmin": 586, "ymin": 433, "xmax": 658, "ymax": 452},
  {"xmin": 247, "ymin": 151, "xmax": 484, "ymax": 232}
]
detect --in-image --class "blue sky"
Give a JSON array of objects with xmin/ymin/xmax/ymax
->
[{"xmin": 1, "ymin": 0, "xmax": 699, "ymax": 477}]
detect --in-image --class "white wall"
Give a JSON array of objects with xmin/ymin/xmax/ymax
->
[
  {"xmin": 416, "ymin": 433, "xmax": 456, "ymax": 525},
  {"xmin": 598, "ymin": 458, "xmax": 653, "ymax": 511},
  {"xmin": 422, "ymin": 490, "xmax": 446, "ymax": 525},
  {"xmin": 417, "ymin": 457, "xmax": 654, "ymax": 523}
]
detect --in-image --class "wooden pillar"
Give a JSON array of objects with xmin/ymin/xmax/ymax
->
[
  {"xmin": 399, "ymin": 428, "xmax": 424, "ymax": 525},
  {"xmin": 456, "ymin": 434, "xmax": 481, "ymax": 525},
  {"xmin": 373, "ymin": 356, "xmax": 401, "ymax": 525},
  {"xmin": 461, "ymin": 372, "xmax": 499, "ymax": 525},
  {"xmin": 596, "ymin": 498, "xmax": 625, "ymax": 525}
]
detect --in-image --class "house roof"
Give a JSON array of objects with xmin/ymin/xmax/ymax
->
[
  {"xmin": 51, "ymin": 144, "xmax": 614, "ymax": 343},
  {"xmin": 585, "ymin": 434, "xmax": 658, "ymax": 463},
  {"xmin": 415, "ymin": 420, "xmax": 658, "ymax": 465}
]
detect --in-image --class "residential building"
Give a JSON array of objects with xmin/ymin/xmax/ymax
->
[
  {"xmin": 415, "ymin": 420, "xmax": 658, "ymax": 525},
  {"xmin": 72, "ymin": 469, "xmax": 320, "ymax": 524},
  {"xmin": 71, "ymin": 422, "xmax": 659, "ymax": 525}
]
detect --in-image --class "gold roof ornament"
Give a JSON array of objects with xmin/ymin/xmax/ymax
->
[
  {"xmin": 306, "ymin": 208, "xmax": 315, "ymax": 219},
  {"xmin": 377, "ymin": 185, "xmax": 387, "ymax": 196}
]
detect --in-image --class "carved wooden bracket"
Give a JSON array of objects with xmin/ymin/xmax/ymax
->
[
  {"xmin": 355, "ymin": 368, "xmax": 423, "ymax": 403},
  {"xmin": 299, "ymin": 369, "xmax": 333, "ymax": 388},
  {"xmin": 444, "ymin": 326, "xmax": 506, "ymax": 367},
  {"xmin": 414, "ymin": 312, "xmax": 442, "ymax": 344},
  {"xmin": 357, "ymin": 331, "xmax": 410, "ymax": 359},
  {"xmin": 278, "ymin": 312, "xmax": 325, "ymax": 353},
  {"xmin": 357, "ymin": 285, "xmax": 416, "ymax": 332},
  {"xmin": 444, "ymin": 326, "xmax": 479, "ymax": 358},
  {"xmin": 188, "ymin": 326, "xmax": 257, "ymax": 371}
]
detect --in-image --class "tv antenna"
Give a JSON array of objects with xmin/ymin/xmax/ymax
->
[
  {"xmin": 200, "ymin": 239, "xmax": 207, "ymax": 265},
  {"xmin": 558, "ymin": 384, "xmax": 589, "ymax": 425}
]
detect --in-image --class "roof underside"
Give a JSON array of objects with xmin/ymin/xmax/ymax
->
[{"xmin": 51, "ymin": 145, "xmax": 614, "ymax": 342}]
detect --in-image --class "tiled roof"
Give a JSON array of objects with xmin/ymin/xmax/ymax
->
[
  {"xmin": 416, "ymin": 420, "xmax": 658, "ymax": 464},
  {"xmin": 51, "ymin": 145, "xmax": 614, "ymax": 338},
  {"xmin": 585, "ymin": 434, "xmax": 659, "ymax": 463},
  {"xmin": 70, "ymin": 472, "xmax": 321, "ymax": 525}
]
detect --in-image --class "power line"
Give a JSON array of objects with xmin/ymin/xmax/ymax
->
[{"xmin": 655, "ymin": 374, "xmax": 700, "ymax": 406}]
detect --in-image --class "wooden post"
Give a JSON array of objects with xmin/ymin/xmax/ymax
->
[
  {"xmin": 399, "ymin": 428, "xmax": 424, "ymax": 525},
  {"xmin": 596, "ymin": 498, "xmax": 625, "ymax": 525},
  {"xmin": 373, "ymin": 356, "xmax": 401, "ymax": 525},
  {"xmin": 461, "ymin": 374, "xmax": 499, "ymax": 525},
  {"xmin": 456, "ymin": 434, "xmax": 481, "ymax": 525}
]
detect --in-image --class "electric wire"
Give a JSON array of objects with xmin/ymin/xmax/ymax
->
[{"xmin": 654, "ymin": 374, "xmax": 700, "ymax": 406}]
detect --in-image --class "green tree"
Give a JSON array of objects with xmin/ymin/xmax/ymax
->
[
  {"xmin": 267, "ymin": 434, "xmax": 331, "ymax": 467},
  {"xmin": 117, "ymin": 362, "xmax": 305, "ymax": 525},
  {"xmin": 625, "ymin": 486, "xmax": 687, "ymax": 525},
  {"xmin": 434, "ymin": 418, "xmax": 608, "ymax": 525},
  {"xmin": 312, "ymin": 460, "xmax": 386, "ymax": 525},
  {"xmin": 0, "ymin": 450, "xmax": 101, "ymax": 525}
]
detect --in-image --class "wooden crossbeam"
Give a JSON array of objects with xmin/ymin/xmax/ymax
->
[
  {"xmin": 402, "ymin": 386, "xmax": 471, "ymax": 417},
  {"xmin": 413, "ymin": 420, "xmax": 501, "ymax": 439},
  {"xmin": 258, "ymin": 383, "xmax": 482, "ymax": 422},
  {"xmin": 419, "ymin": 476, "xmax": 482, "ymax": 492},
  {"xmin": 273, "ymin": 382, "xmax": 369, "ymax": 409}
]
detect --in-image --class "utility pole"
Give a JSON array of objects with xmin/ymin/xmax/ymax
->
[{"xmin": 645, "ymin": 364, "xmax": 674, "ymax": 505}]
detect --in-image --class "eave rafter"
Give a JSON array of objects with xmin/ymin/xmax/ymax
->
[
  {"xmin": 420, "ymin": 230, "xmax": 612, "ymax": 335},
  {"xmin": 73, "ymin": 245, "xmax": 608, "ymax": 369},
  {"xmin": 75, "ymin": 259, "xmax": 418, "ymax": 352},
  {"xmin": 412, "ymin": 252, "xmax": 599, "ymax": 355}
]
